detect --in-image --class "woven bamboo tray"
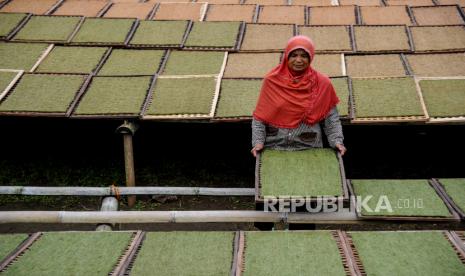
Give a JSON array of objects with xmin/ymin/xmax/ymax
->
[
  {"xmin": 236, "ymin": 230, "xmax": 357, "ymax": 276},
  {"xmin": 343, "ymin": 230, "xmax": 465, "ymax": 276},
  {"xmin": 415, "ymin": 76, "xmax": 465, "ymax": 124},
  {"xmin": 0, "ymin": 12, "xmax": 31, "ymax": 41},
  {"xmin": 350, "ymin": 76, "xmax": 428, "ymax": 124},
  {"xmin": 0, "ymin": 231, "xmax": 142, "ymax": 275},
  {"xmin": 10, "ymin": 15, "xmax": 83, "ymax": 44},
  {"xmin": 70, "ymin": 74, "xmax": 156, "ymax": 119},
  {"xmin": 127, "ymin": 20, "xmax": 190, "ymax": 49},
  {"xmin": 0, "ymin": 72, "xmax": 90, "ymax": 118},
  {"xmin": 347, "ymin": 179, "xmax": 460, "ymax": 221},
  {"xmin": 212, "ymin": 77, "xmax": 262, "ymax": 122},
  {"xmin": 255, "ymin": 149, "xmax": 349, "ymax": 205},
  {"xmin": 183, "ymin": 21, "xmax": 245, "ymax": 51},
  {"xmin": 0, "ymin": 69, "xmax": 23, "ymax": 102},
  {"xmin": 125, "ymin": 231, "xmax": 238, "ymax": 276},
  {"xmin": 68, "ymin": 17, "xmax": 138, "ymax": 47}
]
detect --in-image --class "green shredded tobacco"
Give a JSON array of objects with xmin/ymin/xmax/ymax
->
[
  {"xmin": 0, "ymin": 234, "xmax": 28, "ymax": 261},
  {"xmin": 0, "ymin": 74, "xmax": 85, "ymax": 113},
  {"xmin": 13, "ymin": 16, "xmax": 80, "ymax": 42},
  {"xmin": 0, "ymin": 71, "xmax": 19, "ymax": 92},
  {"xmin": 71, "ymin": 18, "xmax": 134, "ymax": 44},
  {"xmin": 130, "ymin": 20, "xmax": 188, "ymax": 46},
  {"xmin": 162, "ymin": 51, "xmax": 225, "ymax": 75},
  {"xmin": 3, "ymin": 232, "xmax": 133, "ymax": 276},
  {"xmin": 351, "ymin": 179, "xmax": 451, "ymax": 217},
  {"xmin": 215, "ymin": 79, "xmax": 261, "ymax": 118},
  {"xmin": 260, "ymin": 148, "xmax": 343, "ymax": 197},
  {"xmin": 354, "ymin": 26, "xmax": 410, "ymax": 52},
  {"xmin": 352, "ymin": 77, "xmax": 424, "ymax": 118},
  {"xmin": 243, "ymin": 231, "xmax": 346, "ymax": 276},
  {"xmin": 345, "ymin": 54, "xmax": 407, "ymax": 77},
  {"xmin": 147, "ymin": 77, "xmax": 216, "ymax": 115},
  {"xmin": 36, "ymin": 46, "xmax": 108, "ymax": 74},
  {"xmin": 74, "ymin": 76, "xmax": 151, "ymax": 115},
  {"xmin": 98, "ymin": 49, "xmax": 164, "ymax": 76},
  {"xmin": 185, "ymin": 21, "xmax": 241, "ymax": 48},
  {"xmin": 0, "ymin": 13, "xmax": 27, "ymax": 38},
  {"xmin": 0, "ymin": 42, "xmax": 49, "ymax": 70},
  {"xmin": 419, "ymin": 79, "xmax": 465, "ymax": 117},
  {"xmin": 440, "ymin": 178, "xmax": 465, "ymax": 214},
  {"xmin": 131, "ymin": 232, "xmax": 234, "ymax": 276},
  {"xmin": 406, "ymin": 53, "xmax": 465, "ymax": 77},
  {"xmin": 350, "ymin": 231, "xmax": 465, "ymax": 276},
  {"xmin": 299, "ymin": 26, "xmax": 352, "ymax": 52},
  {"xmin": 331, "ymin": 77, "xmax": 349, "ymax": 117}
]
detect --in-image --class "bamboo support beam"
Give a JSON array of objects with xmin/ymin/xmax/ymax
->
[
  {"xmin": 124, "ymin": 132, "xmax": 136, "ymax": 208},
  {"xmin": 0, "ymin": 186, "xmax": 255, "ymax": 196},
  {"xmin": 117, "ymin": 121, "xmax": 139, "ymax": 208},
  {"xmin": 0, "ymin": 210, "xmax": 359, "ymax": 224}
]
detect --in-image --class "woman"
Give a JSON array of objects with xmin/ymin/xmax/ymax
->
[{"xmin": 251, "ymin": 35, "xmax": 347, "ymax": 157}]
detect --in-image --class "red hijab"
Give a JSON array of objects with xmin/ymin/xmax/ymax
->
[{"xmin": 253, "ymin": 35, "xmax": 339, "ymax": 128}]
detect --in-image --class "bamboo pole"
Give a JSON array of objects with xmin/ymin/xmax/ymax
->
[
  {"xmin": 117, "ymin": 120, "xmax": 139, "ymax": 208},
  {"xmin": 0, "ymin": 186, "xmax": 255, "ymax": 196},
  {"xmin": 0, "ymin": 210, "xmax": 360, "ymax": 224},
  {"xmin": 123, "ymin": 133, "xmax": 136, "ymax": 208}
]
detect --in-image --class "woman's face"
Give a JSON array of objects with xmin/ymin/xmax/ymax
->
[{"xmin": 287, "ymin": 49, "xmax": 310, "ymax": 73}]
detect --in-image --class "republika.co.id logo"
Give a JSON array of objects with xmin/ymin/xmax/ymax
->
[{"xmin": 264, "ymin": 195, "xmax": 424, "ymax": 213}]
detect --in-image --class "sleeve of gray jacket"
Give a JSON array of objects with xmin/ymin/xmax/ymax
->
[
  {"xmin": 251, "ymin": 118, "xmax": 266, "ymax": 147},
  {"xmin": 323, "ymin": 107, "xmax": 344, "ymax": 148}
]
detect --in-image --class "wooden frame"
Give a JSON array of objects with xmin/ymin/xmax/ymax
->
[
  {"xmin": 432, "ymin": 178, "xmax": 465, "ymax": 219},
  {"xmin": 449, "ymin": 231, "xmax": 465, "ymax": 258},
  {"xmin": 346, "ymin": 179, "xmax": 460, "ymax": 221},
  {"xmin": 0, "ymin": 69, "xmax": 24, "ymax": 102},
  {"xmin": 112, "ymin": 231, "xmax": 145, "ymax": 276},
  {"xmin": 0, "ymin": 232, "xmax": 42, "ymax": 272}
]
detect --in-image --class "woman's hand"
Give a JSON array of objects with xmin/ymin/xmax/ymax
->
[
  {"xmin": 251, "ymin": 143, "xmax": 264, "ymax": 157},
  {"xmin": 335, "ymin": 143, "xmax": 347, "ymax": 156}
]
